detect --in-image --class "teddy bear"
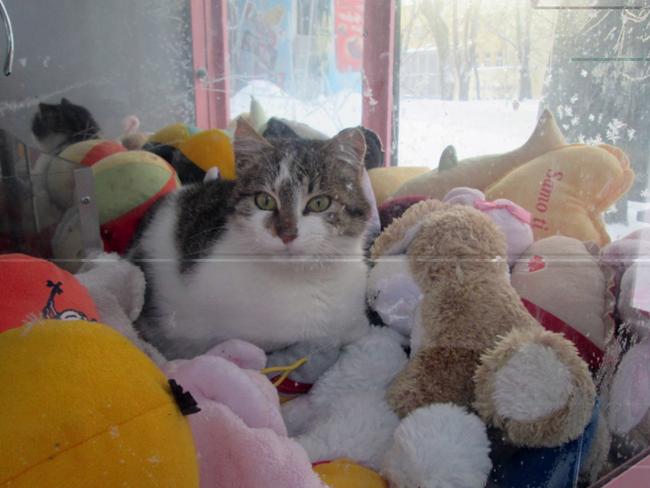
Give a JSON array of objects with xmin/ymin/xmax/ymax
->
[
  {"xmin": 381, "ymin": 203, "xmax": 595, "ymax": 450},
  {"xmin": 367, "ymin": 189, "xmax": 533, "ymax": 340}
]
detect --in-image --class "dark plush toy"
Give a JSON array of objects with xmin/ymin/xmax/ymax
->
[{"xmin": 143, "ymin": 142, "xmax": 206, "ymax": 184}]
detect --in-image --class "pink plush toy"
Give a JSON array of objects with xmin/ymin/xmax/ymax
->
[
  {"xmin": 163, "ymin": 340, "xmax": 326, "ymax": 488},
  {"xmin": 442, "ymin": 187, "xmax": 533, "ymax": 265},
  {"xmin": 602, "ymin": 230, "xmax": 650, "ymax": 439}
]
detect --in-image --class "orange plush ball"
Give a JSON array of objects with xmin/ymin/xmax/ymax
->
[{"xmin": 0, "ymin": 254, "xmax": 98, "ymax": 333}]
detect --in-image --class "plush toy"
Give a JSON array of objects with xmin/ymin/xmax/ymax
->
[
  {"xmin": 75, "ymin": 252, "xmax": 166, "ymax": 364},
  {"xmin": 377, "ymin": 194, "xmax": 431, "ymax": 229},
  {"xmin": 0, "ymin": 319, "xmax": 199, "ymax": 487},
  {"xmin": 511, "ymin": 236, "xmax": 616, "ymax": 371},
  {"xmin": 52, "ymin": 150, "xmax": 180, "ymax": 269},
  {"xmin": 0, "ymin": 253, "xmax": 98, "ymax": 333},
  {"xmin": 177, "ymin": 129, "xmax": 236, "ymax": 179},
  {"xmin": 281, "ymin": 326, "xmax": 493, "ymax": 487},
  {"xmin": 391, "ymin": 109, "xmax": 566, "ymax": 201},
  {"xmin": 382, "ymin": 203, "xmax": 595, "ymax": 446},
  {"xmin": 73, "ymin": 254, "xmax": 330, "ymax": 488},
  {"xmin": 485, "ymin": 143, "xmax": 634, "ymax": 246},
  {"xmin": 313, "ymin": 459, "xmax": 388, "ymax": 487},
  {"xmin": 367, "ymin": 202, "xmax": 606, "ymax": 486},
  {"xmin": 442, "ymin": 187, "xmax": 533, "ymax": 266},
  {"xmin": 368, "ymin": 167, "xmax": 429, "ymax": 205},
  {"xmin": 162, "ymin": 341, "xmax": 327, "ymax": 488},
  {"xmin": 144, "ymin": 127, "xmax": 235, "ymax": 184},
  {"xmin": 47, "ymin": 139, "xmax": 127, "ymax": 209},
  {"xmin": 367, "ymin": 191, "xmax": 532, "ymax": 337},
  {"xmin": 148, "ymin": 122, "xmax": 201, "ymax": 148},
  {"xmin": 601, "ymin": 231, "xmax": 650, "ymax": 442}
]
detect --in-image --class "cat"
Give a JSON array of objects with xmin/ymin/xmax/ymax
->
[
  {"xmin": 129, "ymin": 120, "xmax": 373, "ymax": 359},
  {"xmin": 31, "ymin": 97, "xmax": 101, "ymax": 155},
  {"xmin": 27, "ymin": 98, "xmax": 101, "ymax": 228}
]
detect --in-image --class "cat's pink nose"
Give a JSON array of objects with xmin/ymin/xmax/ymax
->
[{"xmin": 281, "ymin": 233, "xmax": 297, "ymax": 245}]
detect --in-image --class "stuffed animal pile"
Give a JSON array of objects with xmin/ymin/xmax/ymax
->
[{"xmin": 2, "ymin": 99, "xmax": 650, "ymax": 488}]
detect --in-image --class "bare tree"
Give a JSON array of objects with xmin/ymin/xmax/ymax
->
[
  {"xmin": 516, "ymin": 1, "xmax": 533, "ymax": 100},
  {"xmin": 421, "ymin": 0, "xmax": 454, "ymax": 100},
  {"xmin": 451, "ymin": 0, "xmax": 481, "ymax": 101}
]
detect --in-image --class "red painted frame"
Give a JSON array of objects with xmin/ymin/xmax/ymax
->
[
  {"xmin": 362, "ymin": 0, "xmax": 396, "ymax": 165},
  {"xmin": 190, "ymin": 0, "xmax": 230, "ymax": 129}
]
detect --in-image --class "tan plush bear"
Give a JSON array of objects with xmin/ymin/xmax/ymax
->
[{"xmin": 379, "ymin": 202, "xmax": 596, "ymax": 448}]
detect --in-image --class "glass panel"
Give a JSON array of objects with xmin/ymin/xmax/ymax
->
[
  {"xmin": 227, "ymin": 0, "xmax": 364, "ymax": 135},
  {"xmin": 0, "ymin": 1, "xmax": 649, "ymax": 487}
]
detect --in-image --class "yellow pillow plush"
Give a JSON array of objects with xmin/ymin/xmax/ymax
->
[
  {"xmin": 393, "ymin": 109, "xmax": 566, "ymax": 200},
  {"xmin": 485, "ymin": 144, "xmax": 634, "ymax": 246},
  {"xmin": 368, "ymin": 166, "xmax": 430, "ymax": 205},
  {"xmin": 0, "ymin": 320, "xmax": 199, "ymax": 488}
]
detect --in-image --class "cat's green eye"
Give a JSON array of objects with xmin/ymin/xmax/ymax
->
[
  {"xmin": 306, "ymin": 195, "xmax": 332, "ymax": 213},
  {"xmin": 254, "ymin": 192, "xmax": 277, "ymax": 211}
]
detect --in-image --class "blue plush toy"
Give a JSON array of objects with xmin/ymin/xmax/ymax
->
[{"xmin": 488, "ymin": 400, "xmax": 603, "ymax": 488}]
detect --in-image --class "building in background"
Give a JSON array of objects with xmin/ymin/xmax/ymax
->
[{"xmin": 228, "ymin": 0, "xmax": 363, "ymax": 99}]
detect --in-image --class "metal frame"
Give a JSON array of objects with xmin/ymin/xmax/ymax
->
[{"xmin": 191, "ymin": 0, "xmax": 231, "ymax": 129}]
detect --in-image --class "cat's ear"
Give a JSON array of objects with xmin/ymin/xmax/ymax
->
[
  {"xmin": 325, "ymin": 127, "xmax": 367, "ymax": 168},
  {"xmin": 61, "ymin": 97, "xmax": 71, "ymax": 105},
  {"xmin": 234, "ymin": 119, "xmax": 273, "ymax": 174},
  {"xmin": 234, "ymin": 118, "xmax": 272, "ymax": 161}
]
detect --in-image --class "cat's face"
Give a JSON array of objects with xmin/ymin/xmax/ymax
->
[
  {"xmin": 31, "ymin": 98, "xmax": 100, "ymax": 152},
  {"xmin": 229, "ymin": 121, "xmax": 371, "ymax": 257}
]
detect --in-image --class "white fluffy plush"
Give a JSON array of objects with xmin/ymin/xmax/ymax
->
[
  {"xmin": 75, "ymin": 252, "xmax": 166, "ymax": 365},
  {"xmin": 367, "ymin": 257, "xmax": 422, "ymax": 338},
  {"xmin": 493, "ymin": 342, "xmax": 573, "ymax": 422},
  {"xmin": 282, "ymin": 326, "xmax": 408, "ymax": 468},
  {"xmin": 382, "ymin": 404, "xmax": 492, "ymax": 488}
]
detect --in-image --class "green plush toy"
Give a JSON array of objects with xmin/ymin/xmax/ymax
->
[{"xmin": 52, "ymin": 150, "xmax": 180, "ymax": 270}]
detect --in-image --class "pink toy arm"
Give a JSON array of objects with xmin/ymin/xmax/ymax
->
[
  {"xmin": 191, "ymin": 403, "xmax": 326, "ymax": 488},
  {"xmin": 164, "ymin": 355, "xmax": 287, "ymax": 436},
  {"xmin": 205, "ymin": 339, "xmax": 267, "ymax": 371},
  {"xmin": 442, "ymin": 187, "xmax": 484, "ymax": 206}
]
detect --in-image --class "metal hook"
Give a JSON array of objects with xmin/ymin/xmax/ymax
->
[{"xmin": 0, "ymin": 0, "xmax": 14, "ymax": 76}]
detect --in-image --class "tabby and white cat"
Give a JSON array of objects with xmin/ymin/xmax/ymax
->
[{"xmin": 130, "ymin": 120, "xmax": 373, "ymax": 359}]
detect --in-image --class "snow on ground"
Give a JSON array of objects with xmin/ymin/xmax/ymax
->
[
  {"xmin": 230, "ymin": 80, "xmax": 539, "ymax": 167},
  {"xmin": 229, "ymin": 81, "xmax": 649, "ymax": 237}
]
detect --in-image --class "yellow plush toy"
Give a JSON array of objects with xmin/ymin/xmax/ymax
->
[
  {"xmin": 0, "ymin": 320, "xmax": 199, "ymax": 488},
  {"xmin": 178, "ymin": 128, "xmax": 236, "ymax": 180},
  {"xmin": 368, "ymin": 166, "xmax": 430, "ymax": 205},
  {"xmin": 485, "ymin": 143, "xmax": 634, "ymax": 246},
  {"xmin": 391, "ymin": 109, "xmax": 567, "ymax": 200},
  {"xmin": 313, "ymin": 459, "xmax": 388, "ymax": 488},
  {"xmin": 148, "ymin": 122, "xmax": 200, "ymax": 149}
]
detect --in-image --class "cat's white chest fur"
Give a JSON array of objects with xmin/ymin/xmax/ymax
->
[{"xmin": 139, "ymin": 200, "xmax": 370, "ymax": 353}]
